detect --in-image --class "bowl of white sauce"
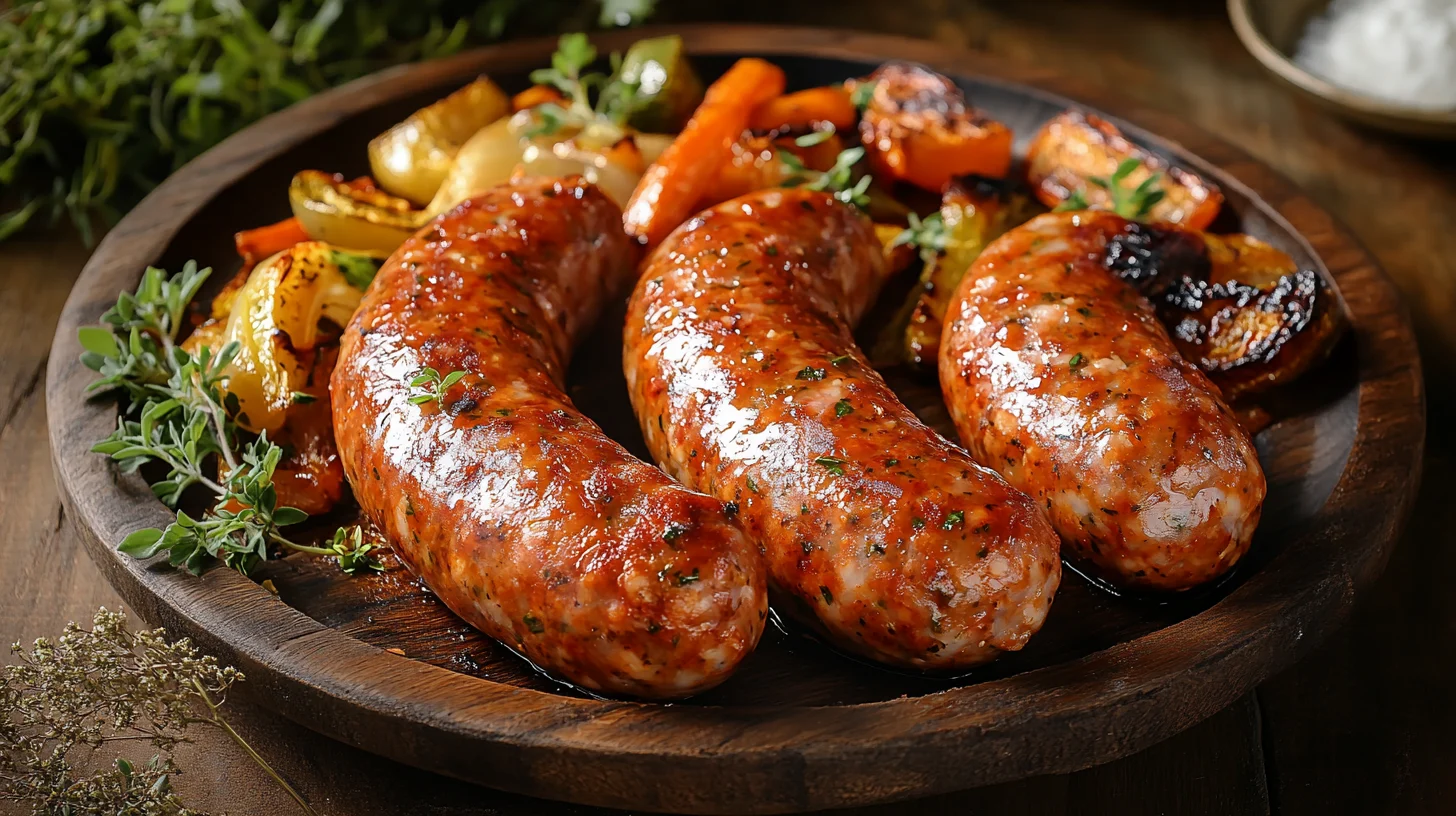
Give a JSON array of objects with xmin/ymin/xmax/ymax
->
[{"xmin": 1229, "ymin": 0, "xmax": 1456, "ymax": 137}]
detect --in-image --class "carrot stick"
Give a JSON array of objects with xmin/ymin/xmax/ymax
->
[
  {"xmin": 512, "ymin": 84, "xmax": 564, "ymax": 112},
  {"xmin": 748, "ymin": 86, "xmax": 857, "ymax": 132},
  {"xmin": 623, "ymin": 58, "xmax": 786, "ymax": 249},
  {"xmin": 234, "ymin": 217, "xmax": 310, "ymax": 265}
]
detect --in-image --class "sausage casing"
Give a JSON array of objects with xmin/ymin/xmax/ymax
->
[
  {"xmin": 624, "ymin": 189, "xmax": 1062, "ymax": 670},
  {"xmin": 332, "ymin": 178, "xmax": 766, "ymax": 698},
  {"xmin": 939, "ymin": 211, "xmax": 1266, "ymax": 591}
]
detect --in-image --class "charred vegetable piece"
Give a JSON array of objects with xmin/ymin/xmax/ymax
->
[
  {"xmin": 368, "ymin": 77, "xmax": 511, "ymax": 207},
  {"xmin": 1102, "ymin": 223, "xmax": 1345, "ymax": 400},
  {"xmin": 183, "ymin": 241, "xmax": 364, "ymax": 434},
  {"xmin": 1026, "ymin": 110, "xmax": 1223, "ymax": 230},
  {"xmin": 290, "ymin": 171, "xmax": 427, "ymax": 255},
  {"xmin": 617, "ymin": 35, "xmax": 705, "ymax": 133},
  {"xmin": 266, "ymin": 344, "xmax": 346, "ymax": 516},
  {"xmin": 856, "ymin": 63, "xmax": 1013, "ymax": 193},
  {"xmin": 898, "ymin": 177, "xmax": 1042, "ymax": 369}
]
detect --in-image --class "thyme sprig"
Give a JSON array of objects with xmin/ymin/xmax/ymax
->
[
  {"xmin": 1, "ymin": 608, "xmax": 314, "ymax": 815},
  {"xmin": 82, "ymin": 263, "xmax": 381, "ymax": 577},
  {"xmin": 891, "ymin": 211, "xmax": 948, "ymax": 264},
  {"xmin": 407, "ymin": 367, "xmax": 467, "ymax": 406},
  {"xmin": 524, "ymin": 33, "xmax": 651, "ymax": 138},
  {"xmin": 779, "ymin": 129, "xmax": 875, "ymax": 209},
  {"xmin": 1055, "ymin": 157, "xmax": 1167, "ymax": 220}
]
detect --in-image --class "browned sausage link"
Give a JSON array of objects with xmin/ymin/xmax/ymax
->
[
  {"xmin": 331, "ymin": 178, "xmax": 766, "ymax": 698},
  {"xmin": 625, "ymin": 189, "xmax": 1062, "ymax": 670},
  {"xmin": 939, "ymin": 211, "xmax": 1266, "ymax": 591}
]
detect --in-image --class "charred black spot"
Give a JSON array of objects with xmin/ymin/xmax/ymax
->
[{"xmin": 1102, "ymin": 221, "xmax": 1210, "ymax": 295}]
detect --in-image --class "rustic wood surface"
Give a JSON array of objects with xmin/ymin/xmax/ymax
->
[{"xmin": 4, "ymin": 0, "xmax": 1450, "ymax": 813}]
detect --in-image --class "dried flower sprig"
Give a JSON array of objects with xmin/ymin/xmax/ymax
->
[{"xmin": 0, "ymin": 608, "xmax": 314, "ymax": 815}]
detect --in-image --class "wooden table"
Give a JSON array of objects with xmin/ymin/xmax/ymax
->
[{"xmin": 3, "ymin": 1, "xmax": 1450, "ymax": 813}]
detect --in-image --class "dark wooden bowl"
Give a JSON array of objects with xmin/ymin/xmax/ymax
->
[{"xmin": 45, "ymin": 25, "xmax": 1424, "ymax": 815}]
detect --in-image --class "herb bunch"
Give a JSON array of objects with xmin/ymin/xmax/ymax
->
[
  {"xmin": 1, "ymin": 608, "xmax": 311, "ymax": 815},
  {"xmin": 81, "ymin": 263, "xmax": 381, "ymax": 577},
  {"xmin": 1055, "ymin": 157, "xmax": 1167, "ymax": 220},
  {"xmin": 0, "ymin": 0, "xmax": 651, "ymax": 243}
]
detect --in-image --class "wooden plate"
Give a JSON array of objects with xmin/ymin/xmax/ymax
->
[{"xmin": 45, "ymin": 25, "xmax": 1424, "ymax": 815}]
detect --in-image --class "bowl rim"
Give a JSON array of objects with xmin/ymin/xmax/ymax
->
[
  {"xmin": 44, "ymin": 23, "xmax": 1427, "ymax": 815},
  {"xmin": 1227, "ymin": 0, "xmax": 1456, "ymax": 124}
]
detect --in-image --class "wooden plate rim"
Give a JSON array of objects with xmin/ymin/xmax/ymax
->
[{"xmin": 44, "ymin": 24, "xmax": 1425, "ymax": 814}]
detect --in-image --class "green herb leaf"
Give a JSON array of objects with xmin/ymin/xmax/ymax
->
[{"xmin": 815, "ymin": 456, "xmax": 847, "ymax": 476}]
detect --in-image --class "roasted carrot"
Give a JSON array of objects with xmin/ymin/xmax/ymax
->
[
  {"xmin": 623, "ymin": 58, "xmax": 786, "ymax": 249},
  {"xmin": 1024, "ymin": 110, "xmax": 1223, "ymax": 230},
  {"xmin": 512, "ymin": 84, "xmax": 564, "ymax": 112},
  {"xmin": 748, "ymin": 86, "xmax": 857, "ymax": 132},
  {"xmin": 695, "ymin": 131, "xmax": 846, "ymax": 211},
  {"xmin": 859, "ymin": 62, "xmax": 1013, "ymax": 193},
  {"xmin": 234, "ymin": 216, "xmax": 310, "ymax": 265}
]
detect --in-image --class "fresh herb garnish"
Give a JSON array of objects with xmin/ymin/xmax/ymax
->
[
  {"xmin": 331, "ymin": 249, "xmax": 381, "ymax": 290},
  {"xmin": 1054, "ymin": 157, "xmax": 1166, "ymax": 220},
  {"xmin": 834, "ymin": 399, "xmax": 854, "ymax": 417},
  {"xmin": 525, "ymin": 32, "xmax": 651, "ymax": 139},
  {"xmin": 850, "ymin": 79, "xmax": 878, "ymax": 111},
  {"xmin": 942, "ymin": 510, "xmax": 965, "ymax": 530},
  {"xmin": 796, "ymin": 366, "xmax": 827, "ymax": 381},
  {"xmin": 82, "ymin": 264, "xmax": 381, "ymax": 577},
  {"xmin": 407, "ymin": 367, "xmax": 467, "ymax": 406},
  {"xmin": 779, "ymin": 131, "xmax": 875, "ymax": 210},
  {"xmin": 1069, "ymin": 352, "xmax": 1087, "ymax": 371},
  {"xmin": 891, "ymin": 211, "xmax": 948, "ymax": 264},
  {"xmin": 815, "ymin": 456, "xmax": 847, "ymax": 476},
  {"xmin": 662, "ymin": 522, "xmax": 687, "ymax": 542}
]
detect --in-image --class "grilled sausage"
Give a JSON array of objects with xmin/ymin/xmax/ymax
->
[
  {"xmin": 939, "ymin": 210, "xmax": 1266, "ymax": 591},
  {"xmin": 624, "ymin": 189, "xmax": 1062, "ymax": 671},
  {"xmin": 331, "ymin": 177, "xmax": 766, "ymax": 698}
]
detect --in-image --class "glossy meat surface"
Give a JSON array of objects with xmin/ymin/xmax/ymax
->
[
  {"xmin": 332, "ymin": 178, "xmax": 766, "ymax": 698},
  {"xmin": 625, "ymin": 189, "xmax": 1061, "ymax": 670},
  {"xmin": 939, "ymin": 211, "xmax": 1266, "ymax": 591}
]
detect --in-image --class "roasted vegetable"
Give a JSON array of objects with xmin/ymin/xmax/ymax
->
[
  {"xmin": 183, "ymin": 242, "xmax": 367, "ymax": 434},
  {"xmin": 1026, "ymin": 111, "xmax": 1224, "ymax": 230},
  {"xmin": 749, "ymin": 86, "xmax": 858, "ymax": 133},
  {"xmin": 234, "ymin": 217, "xmax": 312, "ymax": 267},
  {"xmin": 289, "ymin": 172, "xmax": 426, "ymax": 255},
  {"xmin": 696, "ymin": 129, "xmax": 847, "ymax": 210},
  {"xmin": 625, "ymin": 57, "xmax": 787, "ymax": 248},
  {"xmin": 426, "ymin": 114, "xmax": 667, "ymax": 214},
  {"xmin": 895, "ymin": 177, "xmax": 1041, "ymax": 368},
  {"xmin": 368, "ymin": 77, "xmax": 511, "ymax": 206},
  {"xmin": 616, "ymin": 35, "xmax": 706, "ymax": 133},
  {"xmin": 855, "ymin": 63, "xmax": 1013, "ymax": 193},
  {"xmin": 1102, "ymin": 223, "xmax": 1345, "ymax": 400},
  {"xmin": 266, "ymin": 344, "xmax": 346, "ymax": 516}
]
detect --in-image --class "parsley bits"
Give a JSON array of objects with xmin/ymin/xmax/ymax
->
[
  {"xmin": 834, "ymin": 399, "xmax": 854, "ymax": 417},
  {"xmin": 662, "ymin": 523, "xmax": 687, "ymax": 542},
  {"xmin": 911, "ymin": 517, "xmax": 926, "ymax": 530},
  {"xmin": 829, "ymin": 354, "xmax": 852, "ymax": 367},
  {"xmin": 1068, "ymin": 352, "xmax": 1087, "ymax": 372},
  {"xmin": 766, "ymin": 245, "xmax": 779, "ymax": 257},
  {"xmin": 676, "ymin": 568, "xmax": 701, "ymax": 586},
  {"xmin": 746, "ymin": 475, "xmax": 760, "ymax": 493},
  {"xmin": 942, "ymin": 510, "xmax": 965, "ymax": 530},
  {"xmin": 814, "ymin": 456, "xmax": 847, "ymax": 476},
  {"xmin": 522, "ymin": 613, "xmax": 545, "ymax": 635},
  {"xmin": 885, "ymin": 458, "xmax": 899, "ymax": 467},
  {"xmin": 796, "ymin": 366, "xmax": 826, "ymax": 381},
  {"xmin": 819, "ymin": 586, "xmax": 834, "ymax": 604}
]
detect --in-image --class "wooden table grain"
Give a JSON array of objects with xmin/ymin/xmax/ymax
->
[{"xmin": 3, "ymin": 1, "xmax": 1449, "ymax": 813}]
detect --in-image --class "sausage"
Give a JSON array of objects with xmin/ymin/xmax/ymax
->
[
  {"xmin": 624, "ymin": 189, "xmax": 1062, "ymax": 671},
  {"xmin": 938, "ymin": 210, "xmax": 1266, "ymax": 591},
  {"xmin": 331, "ymin": 177, "xmax": 766, "ymax": 698}
]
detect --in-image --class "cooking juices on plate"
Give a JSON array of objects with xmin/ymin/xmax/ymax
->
[{"xmin": 92, "ymin": 32, "xmax": 1346, "ymax": 697}]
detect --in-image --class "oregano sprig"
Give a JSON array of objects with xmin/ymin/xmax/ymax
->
[{"xmin": 82, "ymin": 264, "xmax": 382, "ymax": 578}]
